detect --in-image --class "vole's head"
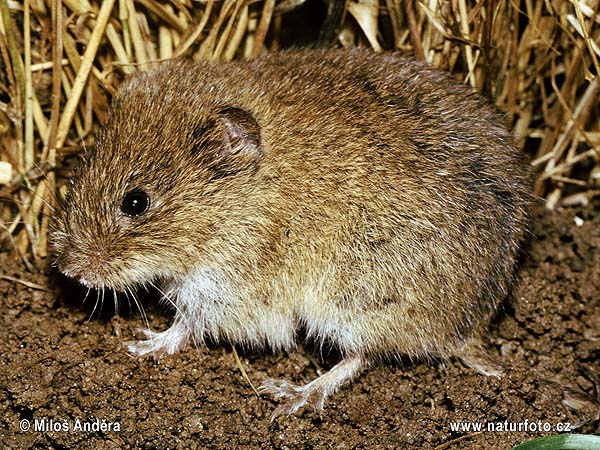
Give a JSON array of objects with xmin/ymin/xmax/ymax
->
[{"xmin": 51, "ymin": 63, "xmax": 262, "ymax": 291}]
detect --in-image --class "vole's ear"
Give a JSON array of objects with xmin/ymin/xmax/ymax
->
[
  {"xmin": 191, "ymin": 106, "xmax": 262, "ymax": 178},
  {"xmin": 218, "ymin": 106, "xmax": 261, "ymax": 159}
]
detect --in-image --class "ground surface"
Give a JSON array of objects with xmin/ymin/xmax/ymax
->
[{"xmin": 1, "ymin": 202, "xmax": 599, "ymax": 450}]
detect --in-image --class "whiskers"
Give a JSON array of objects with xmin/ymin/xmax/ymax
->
[
  {"xmin": 148, "ymin": 279, "xmax": 196, "ymax": 344},
  {"xmin": 125, "ymin": 285, "xmax": 150, "ymax": 332},
  {"xmin": 148, "ymin": 280, "xmax": 183, "ymax": 317},
  {"xmin": 82, "ymin": 286, "xmax": 101, "ymax": 324},
  {"xmin": 74, "ymin": 280, "xmax": 193, "ymax": 351},
  {"xmin": 80, "ymin": 284, "xmax": 150, "ymax": 333}
]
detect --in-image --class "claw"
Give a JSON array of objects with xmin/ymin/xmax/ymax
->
[
  {"xmin": 259, "ymin": 378, "xmax": 315, "ymax": 418},
  {"xmin": 457, "ymin": 339, "xmax": 503, "ymax": 378},
  {"xmin": 259, "ymin": 356, "xmax": 365, "ymax": 419},
  {"xmin": 257, "ymin": 378, "xmax": 300, "ymax": 400},
  {"xmin": 125, "ymin": 324, "xmax": 189, "ymax": 358}
]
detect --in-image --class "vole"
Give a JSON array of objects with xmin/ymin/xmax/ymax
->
[{"xmin": 51, "ymin": 48, "xmax": 529, "ymax": 418}]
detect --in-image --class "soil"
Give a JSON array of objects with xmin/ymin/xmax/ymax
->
[{"xmin": 1, "ymin": 202, "xmax": 599, "ymax": 450}]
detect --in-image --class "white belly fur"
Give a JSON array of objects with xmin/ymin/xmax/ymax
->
[{"xmin": 170, "ymin": 267, "xmax": 297, "ymax": 352}]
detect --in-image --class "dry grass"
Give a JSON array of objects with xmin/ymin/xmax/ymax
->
[{"xmin": 0, "ymin": 0, "xmax": 598, "ymax": 263}]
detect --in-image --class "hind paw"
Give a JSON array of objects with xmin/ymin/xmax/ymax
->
[{"xmin": 259, "ymin": 356, "xmax": 365, "ymax": 419}]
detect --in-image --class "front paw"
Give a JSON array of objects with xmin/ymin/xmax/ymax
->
[{"xmin": 125, "ymin": 327, "xmax": 186, "ymax": 358}]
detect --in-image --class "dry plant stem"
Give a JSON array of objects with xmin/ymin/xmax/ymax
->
[
  {"xmin": 0, "ymin": 30, "xmax": 16, "ymax": 89},
  {"xmin": 224, "ymin": 5, "xmax": 248, "ymax": 61},
  {"xmin": 29, "ymin": 176, "xmax": 46, "ymax": 229},
  {"xmin": 458, "ymin": 0, "xmax": 476, "ymax": 87},
  {"xmin": 15, "ymin": 190, "xmax": 36, "ymax": 257},
  {"xmin": 551, "ymin": 175, "xmax": 587, "ymax": 186},
  {"xmin": 347, "ymin": 0, "xmax": 382, "ymax": 52},
  {"xmin": 231, "ymin": 346, "xmax": 260, "ymax": 398},
  {"xmin": 536, "ymin": 75, "xmax": 600, "ymax": 172},
  {"xmin": 213, "ymin": 0, "xmax": 244, "ymax": 60},
  {"xmin": 542, "ymin": 68, "xmax": 600, "ymax": 180},
  {"xmin": 23, "ymin": 0, "xmax": 33, "ymax": 171},
  {"xmin": 170, "ymin": 26, "xmax": 180, "ymax": 49},
  {"xmin": 119, "ymin": 0, "xmax": 133, "ymax": 61},
  {"xmin": 547, "ymin": 148, "xmax": 600, "ymax": 180},
  {"xmin": 1, "ymin": 220, "xmax": 34, "ymax": 271},
  {"xmin": 384, "ymin": 0, "xmax": 401, "ymax": 49},
  {"xmin": 62, "ymin": 0, "xmax": 133, "ymax": 74},
  {"xmin": 405, "ymin": 0, "xmax": 424, "ymax": 59},
  {"xmin": 503, "ymin": 5, "xmax": 517, "ymax": 112},
  {"xmin": 55, "ymin": 0, "xmax": 115, "ymax": 150},
  {"xmin": 197, "ymin": 0, "xmax": 237, "ymax": 60},
  {"xmin": 125, "ymin": 0, "xmax": 149, "ymax": 69},
  {"xmin": 535, "ymin": 51, "xmax": 582, "ymax": 159},
  {"xmin": 25, "ymin": 183, "xmax": 44, "ymax": 257},
  {"xmin": 137, "ymin": 0, "xmax": 187, "ymax": 33},
  {"xmin": 30, "ymin": 0, "xmax": 46, "ymax": 15},
  {"xmin": 318, "ymin": 0, "xmax": 346, "ymax": 47},
  {"xmin": 61, "ymin": 33, "xmax": 82, "ymax": 81},
  {"xmin": 533, "ymin": 53, "xmax": 584, "ymax": 196},
  {"xmin": 0, "ymin": 0, "xmax": 23, "ymax": 105},
  {"xmin": 561, "ymin": 189, "xmax": 600, "ymax": 207},
  {"xmin": 480, "ymin": 0, "xmax": 493, "ymax": 99},
  {"xmin": 138, "ymin": 10, "xmax": 158, "ymax": 64},
  {"xmin": 62, "ymin": 30, "xmax": 106, "ymax": 125},
  {"xmin": 45, "ymin": 0, "xmax": 63, "ymax": 163},
  {"xmin": 174, "ymin": 1, "xmax": 213, "ymax": 58},
  {"xmin": 29, "ymin": 60, "xmax": 66, "ymax": 72},
  {"xmin": 38, "ymin": 182, "xmax": 53, "ymax": 256},
  {"xmin": 159, "ymin": 23, "xmax": 173, "ymax": 60},
  {"xmin": 270, "ymin": 16, "xmax": 281, "ymax": 51},
  {"xmin": 419, "ymin": 3, "xmax": 451, "ymax": 46},
  {"xmin": 0, "ymin": 275, "xmax": 49, "ymax": 291},
  {"xmin": 434, "ymin": 431, "xmax": 484, "ymax": 450},
  {"xmin": 0, "ymin": 162, "xmax": 55, "ymax": 198},
  {"xmin": 59, "ymin": 28, "xmax": 106, "ymax": 125},
  {"xmin": 252, "ymin": 0, "xmax": 276, "ymax": 57},
  {"xmin": 570, "ymin": 0, "xmax": 600, "ymax": 76},
  {"xmin": 0, "ymin": 0, "xmax": 24, "ymax": 172},
  {"xmin": 60, "ymin": 70, "xmax": 85, "ymax": 140}
]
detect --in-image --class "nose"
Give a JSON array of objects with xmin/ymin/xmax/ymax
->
[{"xmin": 56, "ymin": 242, "xmax": 109, "ymax": 283}]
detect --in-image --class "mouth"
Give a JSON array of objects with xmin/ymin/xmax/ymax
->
[
  {"xmin": 69, "ymin": 266, "xmax": 168, "ymax": 294},
  {"xmin": 76, "ymin": 275, "xmax": 111, "ymax": 291},
  {"xmin": 58, "ymin": 268, "xmax": 112, "ymax": 291},
  {"xmin": 56, "ymin": 259, "xmax": 127, "ymax": 292},
  {"xmin": 55, "ymin": 245, "xmax": 172, "ymax": 294},
  {"xmin": 57, "ymin": 274, "xmax": 153, "ymax": 323}
]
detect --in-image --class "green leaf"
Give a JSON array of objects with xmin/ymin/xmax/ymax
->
[{"xmin": 511, "ymin": 434, "xmax": 600, "ymax": 450}]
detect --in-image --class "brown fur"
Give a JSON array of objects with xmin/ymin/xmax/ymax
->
[{"xmin": 51, "ymin": 48, "xmax": 529, "ymax": 416}]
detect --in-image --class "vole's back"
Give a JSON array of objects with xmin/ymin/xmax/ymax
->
[{"xmin": 182, "ymin": 49, "xmax": 528, "ymax": 359}]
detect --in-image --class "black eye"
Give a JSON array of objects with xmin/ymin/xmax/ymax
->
[{"xmin": 121, "ymin": 189, "xmax": 150, "ymax": 217}]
